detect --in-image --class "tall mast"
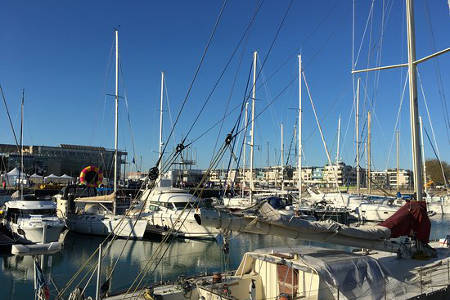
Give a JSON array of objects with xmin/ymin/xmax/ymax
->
[
  {"xmin": 113, "ymin": 29, "xmax": 119, "ymax": 214},
  {"xmin": 159, "ymin": 71, "xmax": 164, "ymax": 173},
  {"xmin": 242, "ymin": 101, "xmax": 248, "ymax": 198},
  {"xmin": 367, "ymin": 111, "xmax": 371, "ymax": 194},
  {"xmin": 20, "ymin": 89, "xmax": 24, "ymax": 200},
  {"xmin": 280, "ymin": 123, "xmax": 284, "ymax": 191},
  {"xmin": 336, "ymin": 115, "xmax": 341, "ymax": 164},
  {"xmin": 406, "ymin": 0, "xmax": 423, "ymax": 201},
  {"xmin": 250, "ymin": 51, "xmax": 257, "ymax": 203},
  {"xmin": 419, "ymin": 116, "xmax": 426, "ymax": 193},
  {"xmin": 356, "ymin": 78, "xmax": 360, "ymax": 194},
  {"xmin": 396, "ymin": 130, "xmax": 400, "ymax": 193},
  {"xmin": 298, "ymin": 55, "xmax": 302, "ymax": 200}
]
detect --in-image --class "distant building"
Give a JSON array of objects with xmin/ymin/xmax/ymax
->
[
  {"xmin": 386, "ymin": 169, "xmax": 413, "ymax": 189},
  {"xmin": 370, "ymin": 171, "xmax": 389, "ymax": 188},
  {"xmin": 0, "ymin": 143, "xmax": 126, "ymax": 179},
  {"xmin": 323, "ymin": 162, "xmax": 356, "ymax": 187}
]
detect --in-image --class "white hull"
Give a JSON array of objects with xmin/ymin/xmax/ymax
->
[
  {"xmin": 8, "ymin": 220, "xmax": 65, "ymax": 244},
  {"xmin": 356, "ymin": 203, "xmax": 399, "ymax": 222},
  {"xmin": 66, "ymin": 214, "xmax": 147, "ymax": 239},
  {"xmin": 143, "ymin": 212, "xmax": 219, "ymax": 239}
]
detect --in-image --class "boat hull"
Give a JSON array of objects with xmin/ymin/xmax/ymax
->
[{"xmin": 66, "ymin": 214, "xmax": 147, "ymax": 239}]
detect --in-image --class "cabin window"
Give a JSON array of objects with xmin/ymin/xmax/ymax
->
[
  {"xmin": 172, "ymin": 202, "xmax": 192, "ymax": 210},
  {"xmin": 148, "ymin": 205, "xmax": 160, "ymax": 211},
  {"xmin": 21, "ymin": 209, "xmax": 56, "ymax": 216}
]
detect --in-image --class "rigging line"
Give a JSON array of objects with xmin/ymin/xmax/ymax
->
[
  {"xmin": 231, "ymin": 75, "xmax": 298, "ymax": 142},
  {"xmin": 423, "ymin": 127, "xmax": 448, "ymax": 186},
  {"xmin": 188, "ymin": 102, "xmax": 242, "ymax": 147},
  {"xmin": 244, "ymin": 0, "xmax": 294, "ymax": 108},
  {"xmin": 362, "ymin": 0, "xmax": 374, "ymax": 117},
  {"xmin": 260, "ymin": 66, "xmax": 279, "ymax": 137},
  {"xmin": 131, "ymin": 144, "xmax": 229, "ymax": 295},
  {"xmin": 184, "ymin": 0, "xmax": 264, "ymax": 141},
  {"xmin": 187, "ymin": 60, "xmax": 255, "ymax": 149},
  {"xmin": 340, "ymin": 94, "xmax": 355, "ymax": 163},
  {"xmin": 385, "ymin": 73, "xmax": 408, "ymax": 170},
  {"xmin": 210, "ymin": 17, "xmax": 254, "ymax": 163},
  {"xmin": 186, "ymin": 0, "xmax": 294, "ymax": 154},
  {"xmin": 303, "ymin": 71, "xmax": 343, "ymax": 197},
  {"xmin": 262, "ymin": 0, "xmax": 340, "ymax": 88},
  {"xmin": 156, "ymin": 0, "xmax": 229, "ymax": 170},
  {"xmin": 370, "ymin": 0, "xmax": 395, "ymax": 111},
  {"xmin": 354, "ymin": 0, "xmax": 375, "ymax": 68},
  {"xmin": 119, "ymin": 59, "xmax": 138, "ymax": 166},
  {"xmin": 0, "ymin": 85, "xmax": 20, "ymax": 150},
  {"xmin": 417, "ymin": 70, "xmax": 443, "ymax": 163},
  {"xmin": 136, "ymin": 147, "xmax": 229, "ymax": 294},
  {"xmin": 285, "ymin": 119, "xmax": 297, "ymax": 166},
  {"xmin": 423, "ymin": 0, "xmax": 450, "ymax": 144},
  {"xmin": 133, "ymin": 138, "xmax": 229, "ymax": 291},
  {"xmin": 163, "ymin": 75, "xmax": 175, "ymax": 144},
  {"xmin": 91, "ymin": 38, "xmax": 115, "ymax": 146}
]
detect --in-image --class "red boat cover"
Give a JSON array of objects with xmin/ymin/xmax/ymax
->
[{"xmin": 379, "ymin": 201, "xmax": 430, "ymax": 243}]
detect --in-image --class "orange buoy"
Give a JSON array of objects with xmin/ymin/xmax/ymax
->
[{"xmin": 79, "ymin": 166, "xmax": 103, "ymax": 187}]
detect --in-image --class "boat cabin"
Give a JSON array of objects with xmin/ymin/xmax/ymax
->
[{"xmin": 197, "ymin": 246, "xmax": 394, "ymax": 300}]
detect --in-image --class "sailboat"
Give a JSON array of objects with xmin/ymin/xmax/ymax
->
[
  {"xmin": 129, "ymin": 72, "xmax": 220, "ymax": 239},
  {"xmin": 55, "ymin": 30, "xmax": 147, "ymax": 239}
]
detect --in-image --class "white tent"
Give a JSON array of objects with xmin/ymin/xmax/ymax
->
[
  {"xmin": 60, "ymin": 174, "xmax": 74, "ymax": 184},
  {"xmin": 4, "ymin": 167, "xmax": 27, "ymax": 186},
  {"xmin": 29, "ymin": 173, "xmax": 44, "ymax": 184},
  {"xmin": 44, "ymin": 174, "xmax": 60, "ymax": 183}
]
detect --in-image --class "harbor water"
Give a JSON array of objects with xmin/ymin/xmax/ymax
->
[{"xmin": 1, "ymin": 215, "xmax": 449, "ymax": 299}]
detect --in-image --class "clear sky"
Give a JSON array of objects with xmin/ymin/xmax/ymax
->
[{"xmin": 1, "ymin": 0, "xmax": 449, "ymax": 173}]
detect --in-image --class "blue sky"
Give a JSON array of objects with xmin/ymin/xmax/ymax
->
[{"xmin": 0, "ymin": 0, "xmax": 449, "ymax": 173}]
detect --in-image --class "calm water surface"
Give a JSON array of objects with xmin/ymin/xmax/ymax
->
[{"xmin": 1, "ymin": 215, "xmax": 449, "ymax": 299}]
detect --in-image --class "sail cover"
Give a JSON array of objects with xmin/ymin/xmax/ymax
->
[
  {"xmin": 379, "ymin": 201, "xmax": 430, "ymax": 243},
  {"xmin": 259, "ymin": 202, "xmax": 391, "ymax": 240}
]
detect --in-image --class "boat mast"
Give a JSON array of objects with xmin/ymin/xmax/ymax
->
[
  {"xmin": 419, "ymin": 116, "xmax": 426, "ymax": 193},
  {"xmin": 396, "ymin": 130, "xmax": 400, "ymax": 193},
  {"xmin": 280, "ymin": 123, "xmax": 284, "ymax": 191},
  {"xmin": 159, "ymin": 71, "xmax": 164, "ymax": 173},
  {"xmin": 298, "ymin": 55, "xmax": 302, "ymax": 200},
  {"xmin": 113, "ymin": 29, "xmax": 119, "ymax": 214},
  {"xmin": 351, "ymin": 0, "xmax": 448, "ymax": 200},
  {"xmin": 20, "ymin": 89, "xmax": 24, "ymax": 201},
  {"xmin": 406, "ymin": 0, "xmax": 423, "ymax": 201},
  {"xmin": 242, "ymin": 101, "xmax": 248, "ymax": 198},
  {"xmin": 250, "ymin": 51, "xmax": 257, "ymax": 204},
  {"xmin": 336, "ymin": 115, "xmax": 341, "ymax": 164},
  {"xmin": 367, "ymin": 111, "xmax": 371, "ymax": 194},
  {"xmin": 356, "ymin": 78, "xmax": 360, "ymax": 194}
]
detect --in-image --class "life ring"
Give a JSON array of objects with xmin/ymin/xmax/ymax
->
[{"xmin": 79, "ymin": 166, "xmax": 103, "ymax": 187}]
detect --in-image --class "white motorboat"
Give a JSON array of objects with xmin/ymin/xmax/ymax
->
[
  {"xmin": 133, "ymin": 186, "xmax": 220, "ymax": 239},
  {"xmin": 356, "ymin": 200, "xmax": 401, "ymax": 222},
  {"xmin": 2, "ymin": 195, "xmax": 65, "ymax": 244}
]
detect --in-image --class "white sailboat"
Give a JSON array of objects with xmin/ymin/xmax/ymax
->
[{"xmin": 56, "ymin": 30, "xmax": 147, "ymax": 239}]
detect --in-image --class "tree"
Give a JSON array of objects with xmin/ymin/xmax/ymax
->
[{"xmin": 425, "ymin": 159, "xmax": 449, "ymax": 186}]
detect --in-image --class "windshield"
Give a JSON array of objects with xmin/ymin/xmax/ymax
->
[
  {"xmin": 172, "ymin": 202, "xmax": 194, "ymax": 210},
  {"xmin": 22, "ymin": 209, "xmax": 56, "ymax": 216}
]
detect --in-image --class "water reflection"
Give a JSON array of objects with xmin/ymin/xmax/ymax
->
[{"xmin": 1, "ymin": 216, "xmax": 449, "ymax": 299}]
